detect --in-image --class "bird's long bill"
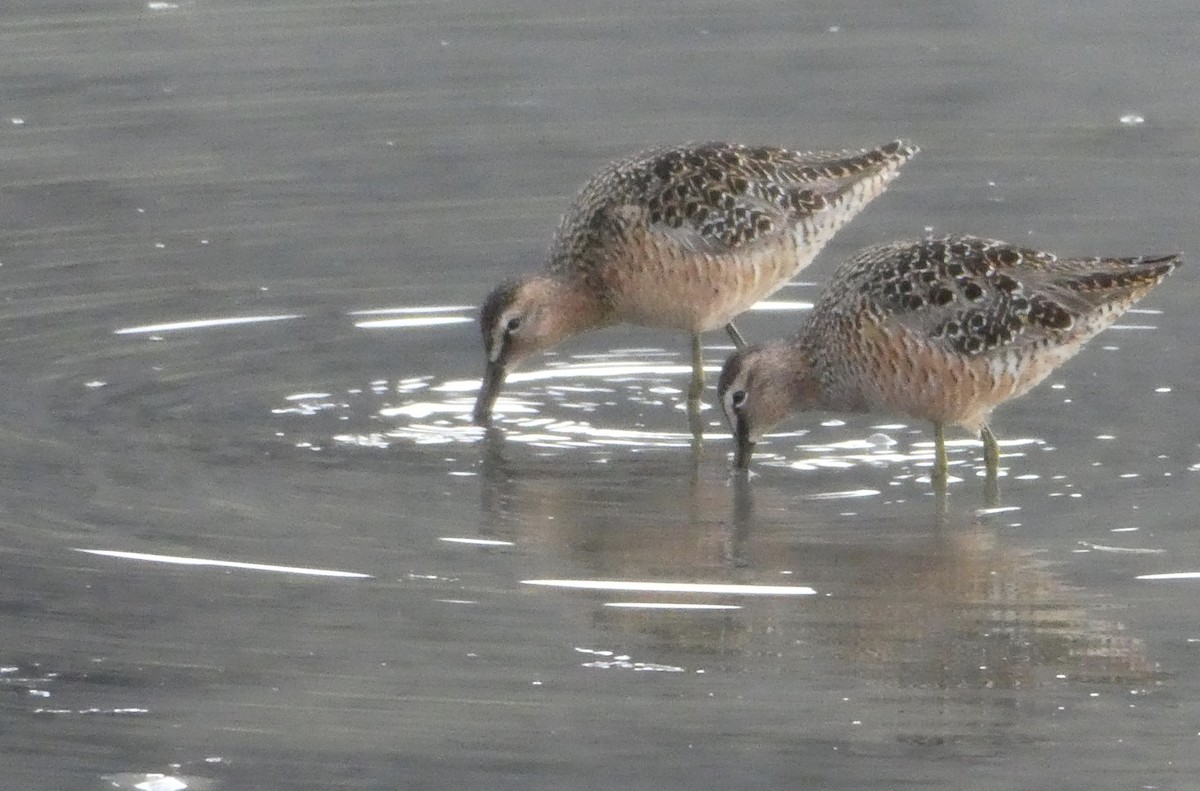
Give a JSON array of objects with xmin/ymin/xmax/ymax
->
[
  {"xmin": 732, "ymin": 416, "xmax": 756, "ymax": 469},
  {"xmin": 472, "ymin": 359, "xmax": 506, "ymax": 426}
]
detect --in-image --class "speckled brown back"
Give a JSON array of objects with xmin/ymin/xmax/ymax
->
[
  {"xmin": 547, "ymin": 140, "xmax": 917, "ymax": 274},
  {"xmin": 801, "ymin": 236, "xmax": 1180, "ymax": 427},
  {"xmin": 818, "ymin": 236, "xmax": 1177, "ymax": 356}
]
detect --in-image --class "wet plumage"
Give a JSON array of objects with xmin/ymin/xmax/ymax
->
[
  {"xmin": 718, "ymin": 235, "xmax": 1181, "ymax": 477},
  {"xmin": 473, "ymin": 139, "xmax": 918, "ymax": 425}
]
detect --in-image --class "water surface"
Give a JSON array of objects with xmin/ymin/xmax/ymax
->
[{"xmin": 2, "ymin": 1, "xmax": 1199, "ymax": 789}]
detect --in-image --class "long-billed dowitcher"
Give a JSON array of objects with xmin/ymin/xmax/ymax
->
[
  {"xmin": 472, "ymin": 139, "xmax": 918, "ymax": 426},
  {"xmin": 718, "ymin": 235, "xmax": 1181, "ymax": 480}
]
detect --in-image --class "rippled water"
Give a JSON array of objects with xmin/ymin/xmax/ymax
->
[{"xmin": 2, "ymin": 1, "xmax": 1199, "ymax": 789}]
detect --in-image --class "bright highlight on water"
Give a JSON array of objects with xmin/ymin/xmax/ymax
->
[
  {"xmin": 76, "ymin": 549, "xmax": 372, "ymax": 578},
  {"xmin": 522, "ymin": 579, "xmax": 816, "ymax": 595},
  {"xmin": 114, "ymin": 315, "xmax": 302, "ymax": 335}
]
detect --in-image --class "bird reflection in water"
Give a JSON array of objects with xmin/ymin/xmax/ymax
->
[{"xmin": 476, "ymin": 435, "xmax": 1156, "ymax": 744}]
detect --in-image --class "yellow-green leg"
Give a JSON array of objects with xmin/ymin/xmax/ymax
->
[
  {"xmin": 687, "ymin": 333, "xmax": 705, "ymax": 448},
  {"xmin": 688, "ymin": 333, "xmax": 705, "ymax": 404},
  {"xmin": 724, "ymin": 322, "xmax": 747, "ymax": 350},
  {"xmin": 981, "ymin": 424, "xmax": 1001, "ymax": 506},
  {"xmin": 980, "ymin": 425, "xmax": 1000, "ymax": 479},
  {"xmin": 932, "ymin": 422, "xmax": 948, "ymax": 485}
]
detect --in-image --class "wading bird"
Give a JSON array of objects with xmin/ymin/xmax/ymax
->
[
  {"xmin": 473, "ymin": 139, "xmax": 918, "ymax": 426},
  {"xmin": 718, "ymin": 235, "xmax": 1180, "ymax": 484}
]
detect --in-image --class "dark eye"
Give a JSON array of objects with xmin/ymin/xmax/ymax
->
[
  {"xmin": 505, "ymin": 316, "xmax": 521, "ymax": 333},
  {"xmin": 730, "ymin": 389, "xmax": 747, "ymax": 409}
]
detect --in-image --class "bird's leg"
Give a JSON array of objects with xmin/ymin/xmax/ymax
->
[
  {"xmin": 724, "ymin": 322, "xmax": 748, "ymax": 350},
  {"xmin": 980, "ymin": 425, "xmax": 1000, "ymax": 478},
  {"xmin": 932, "ymin": 422, "xmax": 948, "ymax": 486},
  {"xmin": 931, "ymin": 422, "xmax": 950, "ymax": 516},
  {"xmin": 981, "ymin": 424, "xmax": 1001, "ymax": 506},
  {"xmin": 691, "ymin": 331, "xmax": 705, "ymax": 448},
  {"xmin": 688, "ymin": 332, "xmax": 705, "ymax": 404}
]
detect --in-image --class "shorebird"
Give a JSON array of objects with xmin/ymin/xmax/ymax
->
[
  {"xmin": 472, "ymin": 139, "xmax": 918, "ymax": 426},
  {"xmin": 718, "ymin": 235, "xmax": 1180, "ymax": 481}
]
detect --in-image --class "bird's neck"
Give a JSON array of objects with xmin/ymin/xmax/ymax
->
[{"xmin": 535, "ymin": 275, "xmax": 612, "ymax": 344}]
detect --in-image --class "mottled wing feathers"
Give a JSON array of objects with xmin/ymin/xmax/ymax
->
[
  {"xmin": 835, "ymin": 236, "xmax": 1179, "ymax": 357},
  {"xmin": 548, "ymin": 140, "xmax": 916, "ymax": 271}
]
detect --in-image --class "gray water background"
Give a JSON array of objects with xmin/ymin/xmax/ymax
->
[{"xmin": 2, "ymin": 1, "xmax": 1199, "ymax": 789}]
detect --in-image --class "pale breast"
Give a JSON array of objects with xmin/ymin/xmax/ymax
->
[
  {"xmin": 817, "ymin": 320, "xmax": 1007, "ymax": 430},
  {"xmin": 832, "ymin": 321, "xmax": 1095, "ymax": 431},
  {"xmin": 599, "ymin": 223, "xmax": 805, "ymax": 332}
]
